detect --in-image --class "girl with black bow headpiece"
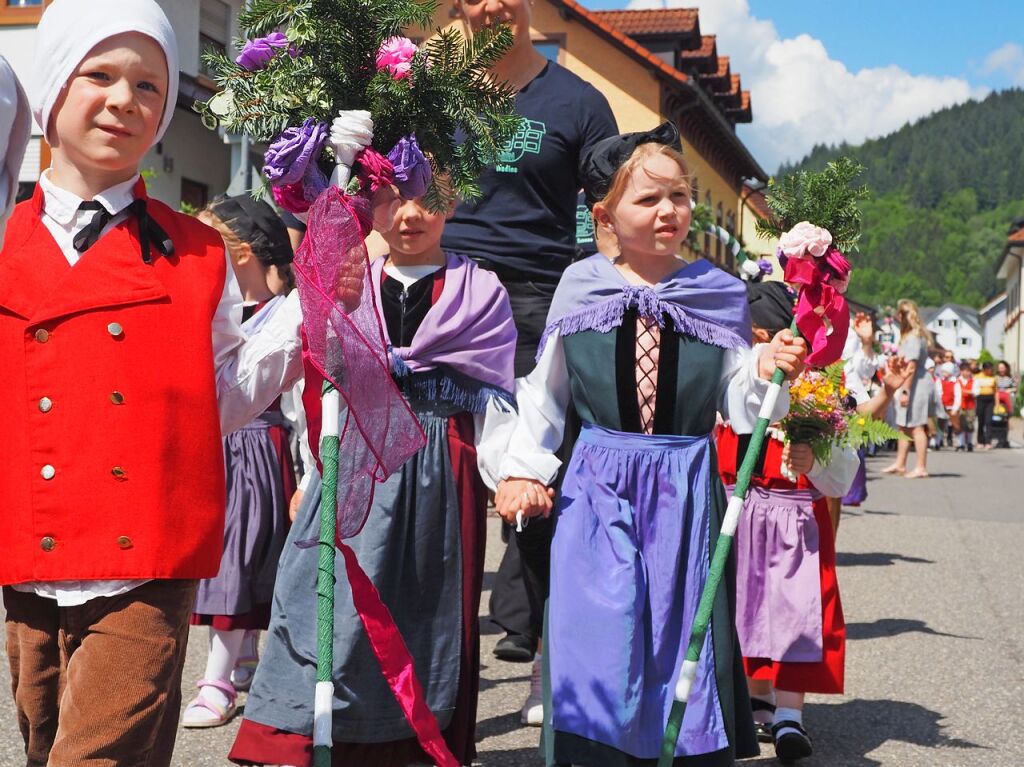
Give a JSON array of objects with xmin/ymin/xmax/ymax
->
[{"xmin": 492, "ymin": 123, "xmax": 807, "ymax": 766}]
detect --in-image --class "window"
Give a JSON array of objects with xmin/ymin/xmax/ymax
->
[
  {"xmin": 181, "ymin": 178, "xmax": 209, "ymax": 213},
  {"xmin": 959, "ymin": 337, "xmax": 969, "ymax": 347},
  {"xmin": 951, "ymin": 318, "xmax": 959, "ymax": 328},
  {"xmin": 0, "ymin": 0, "xmax": 47, "ymax": 25},
  {"xmin": 725, "ymin": 210, "xmax": 736, "ymax": 271},
  {"xmin": 534, "ymin": 40, "xmax": 562, "ymax": 63},
  {"xmin": 199, "ymin": 0, "xmax": 231, "ymax": 78}
]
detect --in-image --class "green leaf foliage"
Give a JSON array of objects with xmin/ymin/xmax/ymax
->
[
  {"xmin": 755, "ymin": 157, "xmax": 870, "ymax": 253},
  {"xmin": 195, "ymin": 0, "xmax": 521, "ymax": 209},
  {"xmin": 780, "ymin": 89, "xmax": 1024, "ymax": 309}
]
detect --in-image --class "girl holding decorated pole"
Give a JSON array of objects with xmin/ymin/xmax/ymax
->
[
  {"xmin": 230, "ymin": 168, "xmax": 517, "ymax": 765},
  {"xmin": 494, "ymin": 122, "xmax": 807, "ymax": 767}
]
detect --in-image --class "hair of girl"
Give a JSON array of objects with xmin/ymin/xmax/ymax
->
[
  {"xmin": 896, "ymin": 298, "xmax": 932, "ymax": 345},
  {"xmin": 591, "ymin": 142, "xmax": 691, "ymax": 257},
  {"xmin": 200, "ymin": 206, "xmax": 297, "ymax": 293}
]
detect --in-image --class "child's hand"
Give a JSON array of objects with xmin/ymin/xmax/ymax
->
[
  {"xmin": 495, "ymin": 478, "xmax": 555, "ymax": 524},
  {"xmin": 853, "ymin": 312, "xmax": 874, "ymax": 343},
  {"xmin": 881, "ymin": 356, "xmax": 913, "ymax": 395},
  {"xmin": 760, "ymin": 330, "xmax": 807, "ymax": 381},
  {"xmin": 288, "ymin": 489, "xmax": 304, "ymax": 522},
  {"xmin": 782, "ymin": 442, "xmax": 814, "ymax": 476}
]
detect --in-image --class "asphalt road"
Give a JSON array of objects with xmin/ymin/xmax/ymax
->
[{"xmin": 1, "ymin": 429, "xmax": 1021, "ymax": 766}]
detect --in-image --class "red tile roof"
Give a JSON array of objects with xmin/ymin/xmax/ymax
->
[
  {"xmin": 1009, "ymin": 227, "xmax": 1024, "ymax": 244},
  {"xmin": 681, "ymin": 35, "xmax": 716, "ymax": 59},
  {"xmin": 591, "ymin": 8, "xmax": 697, "ymax": 36},
  {"xmin": 742, "ymin": 184, "xmax": 772, "ymax": 220}
]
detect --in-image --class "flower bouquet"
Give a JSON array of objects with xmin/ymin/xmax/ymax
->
[{"xmin": 782, "ymin": 364, "xmax": 851, "ymax": 465}]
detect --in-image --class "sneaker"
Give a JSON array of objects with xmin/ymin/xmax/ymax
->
[
  {"xmin": 520, "ymin": 655, "xmax": 544, "ymax": 726},
  {"xmin": 772, "ymin": 720, "xmax": 812, "ymax": 762}
]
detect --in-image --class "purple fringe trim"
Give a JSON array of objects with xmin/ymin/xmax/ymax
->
[
  {"xmin": 391, "ymin": 354, "xmax": 515, "ymax": 414},
  {"xmin": 536, "ymin": 286, "xmax": 747, "ymax": 361}
]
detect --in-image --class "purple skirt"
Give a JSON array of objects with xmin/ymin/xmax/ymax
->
[
  {"xmin": 732, "ymin": 485, "xmax": 823, "ymax": 663},
  {"xmin": 842, "ymin": 449, "xmax": 868, "ymax": 506},
  {"xmin": 549, "ymin": 423, "xmax": 727, "ymax": 760},
  {"xmin": 193, "ymin": 413, "xmax": 293, "ymax": 617}
]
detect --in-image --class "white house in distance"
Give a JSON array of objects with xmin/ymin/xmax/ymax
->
[
  {"xmin": 996, "ymin": 222, "xmax": 1024, "ymax": 373},
  {"xmin": 979, "ymin": 292, "xmax": 1007, "ymax": 360},
  {"xmin": 921, "ymin": 304, "xmax": 983, "ymax": 361},
  {"xmin": 0, "ymin": 0, "xmax": 258, "ymax": 209}
]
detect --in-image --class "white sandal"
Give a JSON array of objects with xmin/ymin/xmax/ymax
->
[{"xmin": 182, "ymin": 678, "xmax": 238, "ymax": 728}]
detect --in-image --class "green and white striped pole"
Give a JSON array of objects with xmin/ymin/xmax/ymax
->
[{"xmin": 313, "ymin": 382, "xmax": 341, "ymax": 767}]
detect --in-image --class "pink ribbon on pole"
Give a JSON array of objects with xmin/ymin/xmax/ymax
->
[{"xmin": 783, "ymin": 246, "xmax": 852, "ymax": 367}]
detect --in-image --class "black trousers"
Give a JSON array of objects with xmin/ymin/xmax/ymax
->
[
  {"xmin": 488, "ymin": 279, "xmax": 557, "ymax": 643},
  {"xmin": 976, "ymin": 394, "xmax": 995, "ymax": 445}
]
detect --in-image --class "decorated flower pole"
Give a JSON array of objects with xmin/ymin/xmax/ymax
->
[
  {"xmin": 197, "ymin": 4, "xmax": 520, "ymax": 765},
  {"xmin": 658, "ymin": 160, "xmax": 868, "ymax": 764}
]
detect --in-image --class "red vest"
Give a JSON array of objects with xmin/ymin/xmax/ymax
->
[
  {"xmin": 0, "ymin": 181, "xmax": 227, "ymax": 585},
  {"xmin": 957, "ymin": 376, "xmax": 976, "ymax": 410},
  {"xmin": 940, "ymin": 379, "xmax": 958, "ymax": 408}
]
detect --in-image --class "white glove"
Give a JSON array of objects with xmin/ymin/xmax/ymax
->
[{"xmin": 328, "ymin": 109, "xmax": 374, "ymax": 188}]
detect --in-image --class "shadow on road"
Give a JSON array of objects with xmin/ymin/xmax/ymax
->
[
  {"xmin": 846, "ymin": 618, "xmax": 977, "ymax": 641},
  {"xmin": 743, "ymin": 698, "xmax": 986, "ymax": 766},
  {"xmin": 836, "ymin": 551, "xmax": 934, "ymax": 567},
  {"xmin": 476, "ymin": 711, "xmax": 531, "ymax": 743}
]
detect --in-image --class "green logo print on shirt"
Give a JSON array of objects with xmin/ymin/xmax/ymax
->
[
  {"xmin": 575, "ymin": 203, "xmax": 595, "ymax": 245},
  {"xmin": 496, "ymin": 119, "xmax": 546, "ymax": 174}
]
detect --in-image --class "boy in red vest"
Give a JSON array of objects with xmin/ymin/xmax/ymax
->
[
  {"xmin": 0, "ymin": 2, "xmax": 311, "ymax": 764},
  {"xmin": 956, "ymin": 362, "xmax": 976, "ymax": 452}
]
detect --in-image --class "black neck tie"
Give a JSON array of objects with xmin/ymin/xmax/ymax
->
[{"xmin": 72, "ymin": 199, "xmax": 174, "ymax": 264}]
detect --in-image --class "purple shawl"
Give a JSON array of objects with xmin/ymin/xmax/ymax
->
[
  {"xmin": 371, "ymin": 252, "xmax": 517, "ymax": 413},
  {"xmin": 539, "ymin": 254, "xmax": 751, "ymax": 359}
]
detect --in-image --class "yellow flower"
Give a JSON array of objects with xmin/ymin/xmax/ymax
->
[{"xmin": 857, "ymin": 417, "xmax": 866, "ymax": 426}]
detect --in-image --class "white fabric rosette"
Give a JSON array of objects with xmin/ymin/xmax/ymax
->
[{"xmin": 328, "ymin": 109, "xmax": 374, "ymax": 189}]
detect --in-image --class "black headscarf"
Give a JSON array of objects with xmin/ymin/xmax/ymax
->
[
  {"xmin": 747, "ymin": 281, "xmax": 795, "ymax": 335},
  {"xmin": 207, "ymin": 194, "xmax": 293, "ymax": 267},
  {"xmin": 580, "ymin": 121, "xmax": 682, "ymax": 209}
]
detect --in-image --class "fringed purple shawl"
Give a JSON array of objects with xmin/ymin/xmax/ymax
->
[
  {"xmin": 371, "ymin": 252, "xmax": 517, "ymax": 414},
  {"xmin": 538, "ymin": 254, "xmax": 752, "ymax": 359}
]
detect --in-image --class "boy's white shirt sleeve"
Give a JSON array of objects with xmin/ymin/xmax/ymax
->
[
  {"xmin": 806, "ymin": 444, "xmax": 859, "ymax": 498},
  {"xmin": 213, "ymin": 257, "xmax": 306, "ymax": 435},
  {"xmin": 497, "ymin": 329, "xmax": 572, "ymax": 485},
  {"xmin": 719, "ymin": 344, "xmax": 790, "ymax": 434},
  {"xmin": 951, "ymin": 381, "xmax": 962, "ymax": 412}
]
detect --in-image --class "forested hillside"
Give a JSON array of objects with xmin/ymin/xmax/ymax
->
[{"xmin": 778, "ymin": 88, "xmax": 1024, "ymax": 308}]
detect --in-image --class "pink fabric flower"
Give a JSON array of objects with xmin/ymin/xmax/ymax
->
[
  {"xmin": 778, "ymin": 221, "xmax": 833, "ymax": 259},
  {"xmin": 376, "ymin": 37, "xmax": 418, "ymax": 80},
  {"xmin": 355, "ymin": 148, "xmax": 395, "ymax": 196}
]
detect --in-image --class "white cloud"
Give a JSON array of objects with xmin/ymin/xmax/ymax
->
[
  {"xmin": 626, "ymin": 0, "xmax": 988, "ymax": 173},
  {"xmin": 983, "ymin": 42, "xmax": 1024, "ymax": 85}
]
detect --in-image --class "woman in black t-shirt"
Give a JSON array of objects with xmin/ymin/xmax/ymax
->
[{"xmin": 441, "ymin": 0, "xmax": 618, "ymax": 732}]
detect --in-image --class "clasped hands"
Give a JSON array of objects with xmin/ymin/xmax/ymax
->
[{"xmin": 494, "ymin": 477, "xmax": 556, "ymax": 525}]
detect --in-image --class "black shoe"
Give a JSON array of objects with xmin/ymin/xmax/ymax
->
[
  {"xmin": 967, "ymin": 444, "xmax": 974, "ymax": 452},
  {"xmin": 773, "ymin": 720, "xmax": 812, "ymax": 763},
  {"xmin": 750, "ymin": 697, "xmax": 776, "ymax": 743},
  {"xmin": 493, "ymin": 633, "xmax": 535, "ymax": 663}
]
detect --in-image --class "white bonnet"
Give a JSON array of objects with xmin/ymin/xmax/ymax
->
[{"xmin": 32, "ymin": 0, "xmax": 179, "ymax": 145}]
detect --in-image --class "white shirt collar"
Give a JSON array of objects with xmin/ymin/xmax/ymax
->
[{"xmin": 39, "ymin": 170, "xmax": 141, "ymax": 227}]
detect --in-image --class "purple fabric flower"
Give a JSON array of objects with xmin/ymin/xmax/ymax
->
[
  {"xmin": 236, "ymin": 32, "xmax": 297, "ymax": 71},
  {"xmin": 757, "ymin": 258, "xmax": 773, "ymax": 275},
  {"xmin": 263, "ymin": 118, "xmax": 329, "ymax": 186},
  {"xmin": 387, "ymin": 134, "xmax": 432, "ymax": 199}
]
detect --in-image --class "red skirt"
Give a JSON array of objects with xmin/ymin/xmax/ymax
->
[{"xmin": 743, "ymin": 497, "xmax": 845, "ymax": 694}]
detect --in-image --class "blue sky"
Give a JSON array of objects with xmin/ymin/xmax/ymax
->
[
  {"xmin": 745, "ymin": 0, "xmax": 1023, "ymax": 89},
  {"xmin": 599, "ymin": 0, "xmax": 1024, "ymax": 170}
]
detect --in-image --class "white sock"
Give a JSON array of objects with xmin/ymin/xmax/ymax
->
[{"xmin": 199, "ymin": 628, "xmax": 245, "ymax": 709}]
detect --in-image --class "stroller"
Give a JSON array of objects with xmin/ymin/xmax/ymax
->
[{"xmin": 990, "ymin": 393, "xmax": 1012, "ymax": 448}]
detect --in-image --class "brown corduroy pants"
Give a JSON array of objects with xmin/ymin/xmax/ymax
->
[{"xmin": 3, "ymin": 579, "xmax": 198, "ymax": 767}]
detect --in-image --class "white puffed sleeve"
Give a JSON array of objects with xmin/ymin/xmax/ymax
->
[
  {"xmin": 497, "ymin": 330, "xmax": 572, "ymax": 485},
  {"xmin": 806, "ymin": 444, "xmax": 859, "ymax": 498},
  {"xmin": 718, "ymin": 343, "xmax": 790, "ymax": 434},
  {"xmin": 474, "ymin": 397, "xmax": 518, "ymax": 492}
]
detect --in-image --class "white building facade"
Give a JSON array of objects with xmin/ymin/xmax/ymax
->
[
  {"xmin": 996, "ymin": 228, "xmax": 1024, "ymax": 373},
  {"xmin": 924, "ymin": 304, "xmax": 983, "ymax": 361},
  {"xmin": 0, "ymin": 0, "xmax": 256, "ymax": 209}
]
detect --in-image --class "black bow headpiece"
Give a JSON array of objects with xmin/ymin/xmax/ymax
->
[
  {"xmin": 580, "ymin": 121, "xmax": 683, "ymax": 209},
  {"xmin": 746, "ymin": 280, "xmax": 796, "ymax": 335},
  {"xmin": 207, "ymin": 194, "xmax": 294, "ymax": 267}
]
